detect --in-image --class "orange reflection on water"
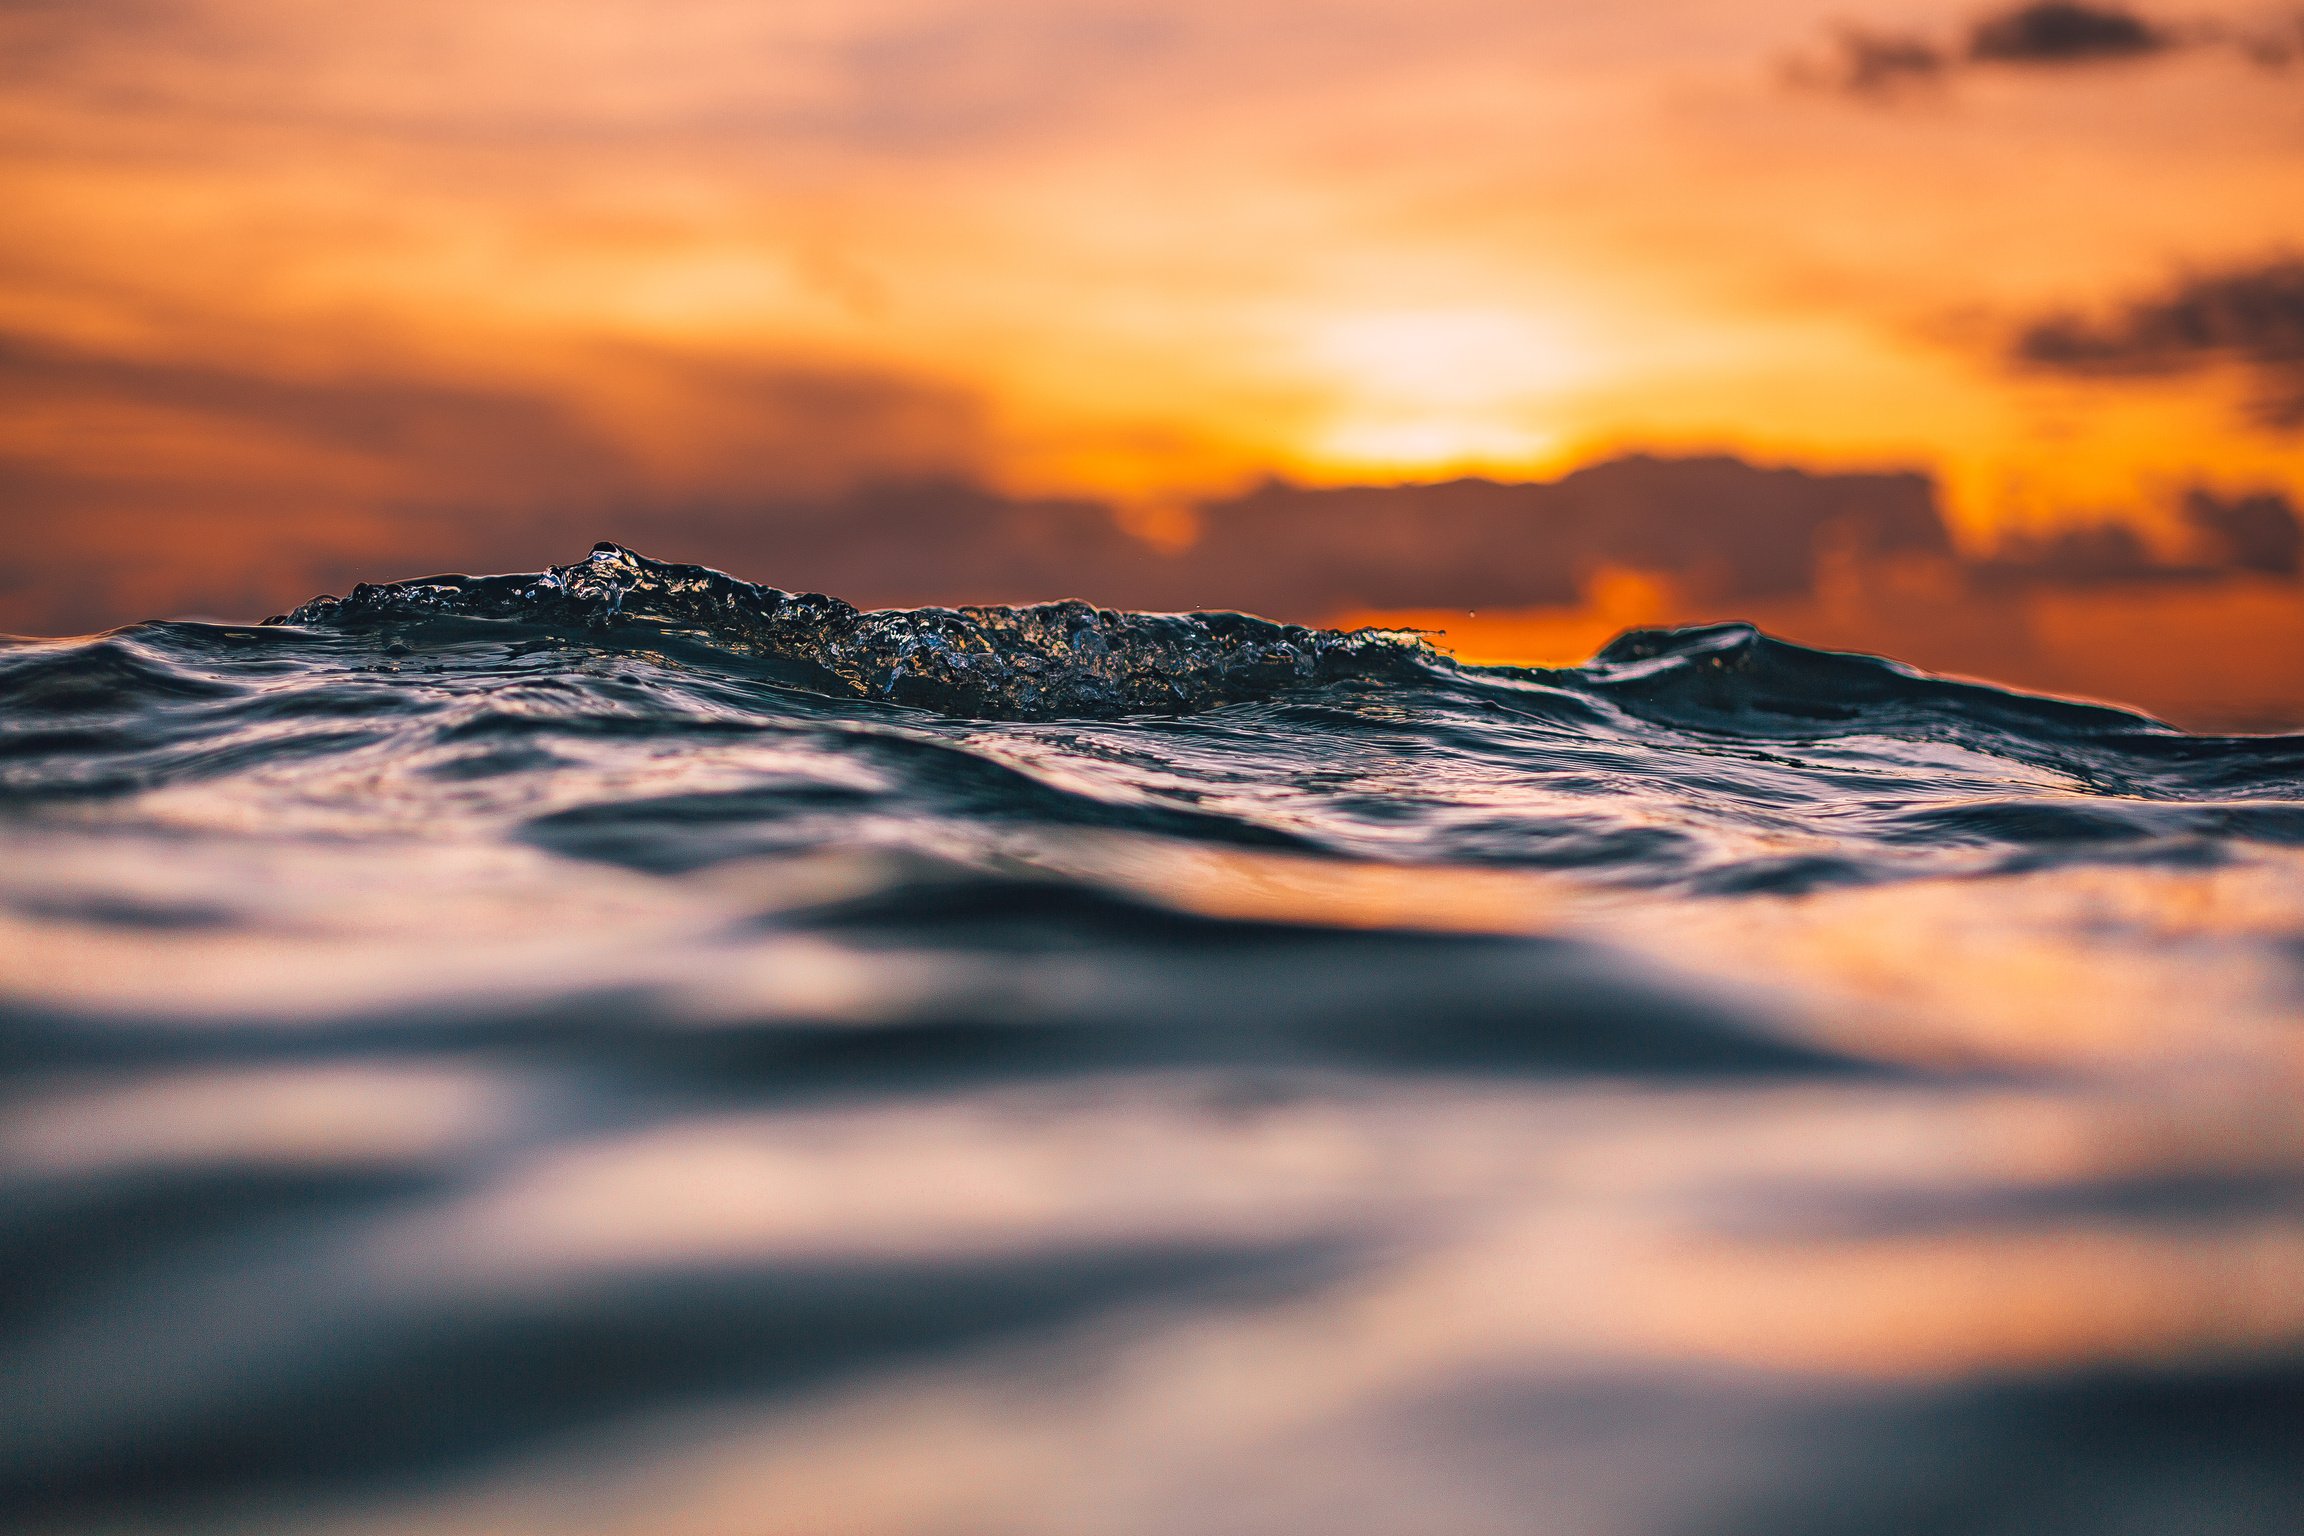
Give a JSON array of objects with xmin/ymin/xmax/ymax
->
[
  {"xmin": 0, "ymin": 1065, "xmax": 512, "ymax": 1175},
  {"xmin": 1634, "ymin": 1219, "xmax": 2304, "ymax": 1379},
  {"xmin": 231, "ymin": 1077, "xmax": 2304, "ymax": 1536},
  {"xmin": 1016, "ymin": 833, "xmax": 2304, "ymax": 1072},
  {"xmin": 1343, "ymin": 571, "xmax": 2304, "ymax": 732}
]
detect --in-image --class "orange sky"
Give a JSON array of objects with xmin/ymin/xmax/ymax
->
[{"xmin": 5, "ymin": 1, "xmax": 2304, "ymax": 662}]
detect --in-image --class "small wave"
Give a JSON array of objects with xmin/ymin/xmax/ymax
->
[
  {"xmin": 269, "ymin": 543, "xmax": 1433, "ymax": 721},
  {"xmin": 1580, "ymin": 621, "xmax": 2172, "ymax": 739},
  {"xmin": 0, "ymin": 633, "xmax": 245, "ymax": 715}
]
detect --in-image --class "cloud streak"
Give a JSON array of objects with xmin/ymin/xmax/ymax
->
[
  {"xmin": 2011, "ymin": 257, "xmax": 2304, "ymax": 427},
  {"xmin": 1795, "ymin": 3, "xmax": 2295, "ymax": 97}
]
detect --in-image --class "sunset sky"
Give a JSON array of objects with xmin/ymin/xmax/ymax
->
[{"xmin": 5, "ymin": 0, "xmax": 2304, "ymax": 705}]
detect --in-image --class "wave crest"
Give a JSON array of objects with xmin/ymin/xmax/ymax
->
[{"xmin": 269, "ymin": 543, "xmax": 1432, "ymax": 719}]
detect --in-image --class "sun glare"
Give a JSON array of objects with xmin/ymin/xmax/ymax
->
[
  {"xmin": 1297, "ymin": 308, "xmax": 1587, "ymax": 477},
  {"xmin": 1310, "ymin": 308, "xmax": 1589, "ymax": 406},
  {"xmin": 1309, "ymin": 417, "xmax": 1565, "ymax": 480}
]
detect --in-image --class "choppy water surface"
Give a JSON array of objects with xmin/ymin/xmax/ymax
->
[{"xmin": 4, "ymin": 545, "xmax": 2302, "ymax": 1535}]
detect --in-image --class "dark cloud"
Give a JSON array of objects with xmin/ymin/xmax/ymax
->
[
  {"xmin": 0, "ymin": 432, "xmax": 1963, "ymax": 633},
  {"xmin": 1967, "ymin": 486, "xmax": 2302, "ymax": 588},
  {"xmin": 2185, "ymin": 487, "xmax": 2302, "ymax": 574},
  {"xmin": 707, "ymin": 457, "xmax": 1952, "ymax": 619},
  {"xmin": 1799, "ymin": 26, "xmax": 1952, "ymax": 97},
  {"xmin": 478, "ymin": 459, "xmax": 1964, "ymax": 620},
  {"xmin": 1977, "ymin": 520, "xmax": 2161, "ymax": 585},
  {"xmin": 422, "ymin": 457, "xmax": 1960, "ymax": 627},
  {"xmin": 2011, "ymin": 257, "xmax": 2304, "ymax": 428},
  {"xmin": 1138, "ymin": 456, "xmax": 1952, "ymax": 615},
  {"xmin": 1965, "ymin": 2, "xmax": 2172, "ymax": 64},
  {"xmin": 364, "ymin": 460, "xmax": 2300, "ymax": 630},
  {"xmin": 1795, "ymin": 3, "xmax": 2212, "ymax": 99}
]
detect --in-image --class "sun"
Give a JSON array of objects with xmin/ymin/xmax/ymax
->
[{"xmin": 1295, "ymin": 307, "xmax": 1591, "ymax": 480}]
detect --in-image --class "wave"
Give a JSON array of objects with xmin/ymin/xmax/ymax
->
[
  {"xmin": 5, "ymin": 544, "xmax": 2294, "ymax": 881},
  {"xmin": 5, "ymin": 545, "xmax": 2304, "ymax": 1535},
  {"xmin": 260, "ymin": 542, "xmax": 2284, "ymax": 749},
  {"xmin": 267, "ymin": 542, "xmax": 1433, "ymax": 720}
]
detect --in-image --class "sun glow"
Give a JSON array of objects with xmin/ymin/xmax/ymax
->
[
  {"xmin": 1292, "ymin": 307, "xmax": 1586, "ymax": 477},
  {"xmin": 1307, "ymin": 417, "xmax": 1565, "ymax": 480},
  {"xmin": 1309, "ymin": 309, "xmax": 1590, "ymax": 408}
]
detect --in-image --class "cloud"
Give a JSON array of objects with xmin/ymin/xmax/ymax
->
[
  {"xmin": 1966, "ymin": 486, "xmax": 2301, "ymax": 586},
  {"xmin": 1977, "ymin": 519, "xmax": 2161, "ymax": 583},
  {"xmin": 2010, "ymin": 256, "xmax": 2304, "ymax": 427},
  {"xmin": 2185, "ymin": 487, "xmax": 2302, "ymax": 573},
  {"xmin": 1795, "ymin": 3, "xmax": 2219, "ymax": 98},
  {"xmin": 541, "ymin": 456, "xmax": 1962, "ymax": 621},
  {"xmin": 1153, "ymin": 456, "xmax": 1952, "ymax": 614},
  {"xmin": 1965, "ymin": 3, "xmax": 2173, "ymax": 64},
  {"xmin": 1796, "ymin": 27, "xmax": 1952, "ymax": 98}
]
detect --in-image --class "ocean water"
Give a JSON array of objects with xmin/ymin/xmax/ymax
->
[{"xmin": 3, "ymin": 544, "xmax": 2302, "ymax": 1535}]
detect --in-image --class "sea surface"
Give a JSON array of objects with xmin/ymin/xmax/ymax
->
[{"xmin": 4, "ymin": 544, "xmax": 2302, "ymax": 1535}]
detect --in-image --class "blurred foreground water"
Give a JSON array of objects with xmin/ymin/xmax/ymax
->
[{"xmin": 3, "ymin": 547, "xmax": 2301, "ymax": 1534}]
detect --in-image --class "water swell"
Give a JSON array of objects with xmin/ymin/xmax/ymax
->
[
  {"xmin": 256, "ymin": 543, "xmax": 2272, "ymax": 755},
  {"xmin": 1582, "ymin": 620, "xmax": 2169, "ymax": 738},
  {"xmin": 267, "ymin": 543, "xmax": 1434, "ymax": 721},
  {"xmin": 6, "ymin": 545, "xmax": 2297, "ymax": 887},
  {"xmin": 5, "ymin": 547, "xmax": 2304, "ymax": 1535}
]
